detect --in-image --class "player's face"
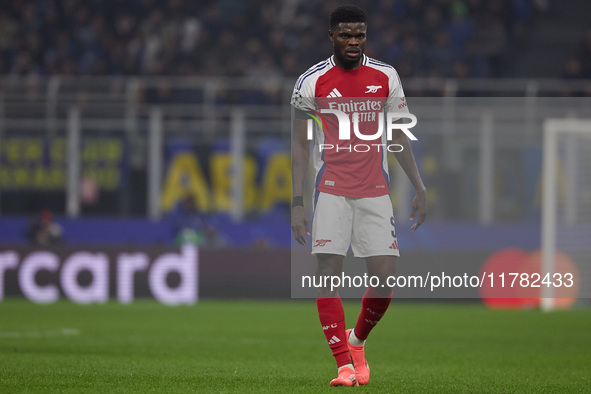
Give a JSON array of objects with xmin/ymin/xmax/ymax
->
[{"xmin": 329, "ymin": 22, "xmax": 366, "ymax": 69}]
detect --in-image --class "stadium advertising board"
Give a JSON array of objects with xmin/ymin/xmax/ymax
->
[
  {"xmin": 160, "ymin": 141, "xmax": 291, "ymax": 213},
  {"xmin": 0, "ymin": 245, "xmax": 198, "ymax": 305},
  {"xmin": 0, "ymin": 137, "xmax": 126, "ymax": 190}
]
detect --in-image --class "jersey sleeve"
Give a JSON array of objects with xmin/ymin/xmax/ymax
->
[
  {"xmin": 384, "ymin": 68, "xmax": 409, "ymax": 114},
  {"xmin": 290, "ymin": 73, "xmax": 317, "ymax": 112}
]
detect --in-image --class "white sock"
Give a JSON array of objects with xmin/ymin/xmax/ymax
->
[
  {"xmin": 338, "ymin": 363, "xmax": 354, "ymax": 373},
  {"xmin": 349, "ymin": 328, "xmax": 366, "ymax": 346}
]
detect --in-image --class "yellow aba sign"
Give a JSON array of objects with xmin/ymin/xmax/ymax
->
[{"xmin": 161, "ymin": 151, "xmax": 291, "ymax": 213}]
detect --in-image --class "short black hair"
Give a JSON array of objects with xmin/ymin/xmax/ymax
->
[{"xmin": 329, "ymin": 5, "xmax": 366, "ymax": 30}]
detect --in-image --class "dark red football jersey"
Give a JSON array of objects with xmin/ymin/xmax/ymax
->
[{"xmin": 291, "ymin": 55, "xmax": 409, "ymax": 199}]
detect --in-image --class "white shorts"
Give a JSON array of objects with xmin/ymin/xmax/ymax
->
[{"xmin": 311, "ymin": 192, "xmax": 399, "ymax": 258}]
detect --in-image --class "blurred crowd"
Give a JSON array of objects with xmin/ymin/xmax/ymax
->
[
  {"xmin": 563, "ymin": 29, "xmax": 591, "ymax": 80},
  {"xmin": 26, "ymin": 210, "xmax": 63, "ymax": 246},
  {"xmin": 0, "ymin": 0, "xmax": 549, "ymax": 79}
]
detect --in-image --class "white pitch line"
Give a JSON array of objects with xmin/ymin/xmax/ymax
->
[{"xmin": 0, "ymin": 328, "xmax": 81, "ymax": 338}]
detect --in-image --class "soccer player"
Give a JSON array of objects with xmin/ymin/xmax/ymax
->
[{"xmin": 290, "ymin": 5, "xmax": 427, "ymax": 387}]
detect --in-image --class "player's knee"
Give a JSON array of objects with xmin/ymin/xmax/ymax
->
[
  {"xmin": 316, "ymin": 263, "xmax": 339, "ymax": 276},
  {"xmin": 315, "ymin": 254, "xmax": 343, "ymax": 276},
  {"xmin": 315, "ymin": 255, "xmax": 343, "ymax": 296}
]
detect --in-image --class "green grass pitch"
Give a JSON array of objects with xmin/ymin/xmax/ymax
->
[{"xmin": 0, "ymin": 300, "xmax": 590, "ymax": 393}]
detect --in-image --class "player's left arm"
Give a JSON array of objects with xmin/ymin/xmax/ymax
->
[
  {"xmin": 390, "ymin": 128, "xmax": 427, "ymax": 231},
  {"xmin": 386, "ymin": 68, "xmax": 427, "ymax": 230}
]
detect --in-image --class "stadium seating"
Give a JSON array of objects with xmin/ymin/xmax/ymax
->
[{"xmin": 0, "ymin": 0, "xmax": 541, "ymax": 79}]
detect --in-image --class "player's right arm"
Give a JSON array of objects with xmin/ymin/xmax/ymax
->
[
  {"xmin": 291, "ymin": 109, "xmax": 311, "ymax": 245},
  {"xmin": 290, "ymin": 67, "xmax": 321, "ymax": 245}
]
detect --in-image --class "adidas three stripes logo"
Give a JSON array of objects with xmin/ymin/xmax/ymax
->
[{"xmin": 327, "ymin": 88, "xmax": 342, "ymax": 98}]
